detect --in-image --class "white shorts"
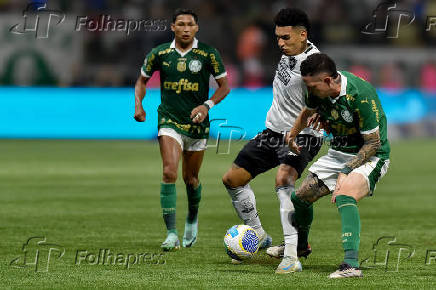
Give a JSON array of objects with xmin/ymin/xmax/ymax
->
[
  {"xmin": 158, "ymin": 128, "xmax": 207, "ymax": 151},
  {"xmin": 309, "ymin": 149, "xmax": 390, "ymax": 195}
]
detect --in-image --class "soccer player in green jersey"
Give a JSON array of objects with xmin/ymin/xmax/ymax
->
[
  {"xmin": 286, "ymin": 53, "xmax": 390, "ymax": 278},
  {"xmin": 134, "ymin": 9, "xmax": 230, "ymax": 251}
]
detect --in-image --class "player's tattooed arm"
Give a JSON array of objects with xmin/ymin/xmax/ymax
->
[{"xmin": 343, "ymin": 130, "xmax": 381, "ymax": 172}]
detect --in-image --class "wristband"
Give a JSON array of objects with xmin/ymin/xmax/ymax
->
[
  {"xmin": 340, "ymin": 166, "xmax": 353, "ymax": 175},
  {"xmin": 203, "ymin": 100, "xmax": 215, "ymax": 111}
]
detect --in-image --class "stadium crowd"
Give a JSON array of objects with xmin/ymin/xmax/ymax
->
[{"xmin": 0, "ymin": 0, "xmax": 435, "ymax": 89}]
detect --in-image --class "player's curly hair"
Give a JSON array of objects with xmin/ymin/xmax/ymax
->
[
  {"xmin": 274, "ymin": 8, "xmax": 310, "ymax": 31},
  {"xmin": 173, "ymin": 8, "xmax": 198, "ymax": 24},
  {"xmin": 300, "ymin": 53, "xmax": 339, "ymax": 78}
]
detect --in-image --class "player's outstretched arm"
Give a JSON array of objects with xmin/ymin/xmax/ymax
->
[
  {"xmin": 285, "ymin": 107, "xmax": 316, "ymax": 154},
  {"xmin": 134, "ymin": 75, "xmax": 150, "ymax": 122},
  {"xmin": 191, "ymin": 77, "xmax": 230, "ymax": 123}
]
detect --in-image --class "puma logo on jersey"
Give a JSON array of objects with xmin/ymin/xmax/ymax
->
[{"xmin": 163, "ymin": 61, "xmax": 170, "ymax": 67}]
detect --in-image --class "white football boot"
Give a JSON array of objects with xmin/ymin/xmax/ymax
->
[
  {"xmin": 328, "ymin": 262, "xmax": 363, "ymax": 278},
  {"xmin": 275, "ymin": 256, "xmax": 302, "ymax": 274}
]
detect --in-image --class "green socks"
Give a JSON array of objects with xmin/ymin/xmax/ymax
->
[
  {"xmin": 186, "ymin": 184, "xmax": 202, "ymax": 223},
  {"xmin": 336, "ymin": 195, "xmax": 360, "ymax": 268},
  {"xmin": 160, "ymin": 183, "xmax": 177, "ymax": 234},
  {"xmin": 291, "ymin": 191, "xmax": 313, "ymax": 250},
  {"xmin": 160, "ymin": 183, "xmax": 202, "ymax": 233}
]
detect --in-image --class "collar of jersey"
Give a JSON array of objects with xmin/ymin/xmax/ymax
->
[
  {"xmin": 330, "ymin": 71, "xmax": 348, "ymax": 104},
  {"xmin": 289, "ymin": 41, "xmax": 316, "ymax": 61},
  {"xmin": 170, "ymin": 38, "xmax": 198, "ymax": 57}
]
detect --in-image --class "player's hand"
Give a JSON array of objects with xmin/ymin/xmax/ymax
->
[
  {"xmin": 308, "ymin": 113, "xmax": 330, "ymax": 133},
  {"xmin": 285, "ymin": 133, "xmax": 302, "ymax": 154},
  {"xmin": 190, "ymin": 105, "xmax": 208, "ymax": 123},
  {"xmin": 307, "ymin": 113, "xmax": 322, "ymax": 130},
  {"xmin": 331, "ymin": 173, "xmax": 347, "ymax": 203},
  {"xmin": 134, "ymin": 106, "xmax": 146, "ymax": 122}
]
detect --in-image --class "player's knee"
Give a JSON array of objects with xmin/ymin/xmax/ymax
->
[
  {"xmin": 162, "ymin": 167, "xmax": 177, "ymax": 183},
  {"xmin": 222, "ymin": 171, "xmax": 233, "ymax": 187},
  {"xmin": 275, "ymin": 175, "xmax": 290, "ymax": 187},
  {"xmin": 335, "ymin": 190, "xmax": 360, "ymax": 202},
  {"xmin": 222, "ymin": 171, "xmax": 241, "ymax": 188},
  {"xmin": 275, "ymin": 166, "xmax": 297, "ymax": 187},
  {"xmin": 275, "ymin": 171, "xmax": 297, "ymax": 187},
  {"xmin": 295, "ymin": 188, "xmax": 313, "ymax": 203},
  {"xmin": 183, "ymin": 175, "xmax": 199, "ymax": 188}
]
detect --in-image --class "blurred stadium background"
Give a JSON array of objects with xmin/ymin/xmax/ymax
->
[{"xmin": 0, "ymin": 0, "xmax": 435, "ymax": 140}]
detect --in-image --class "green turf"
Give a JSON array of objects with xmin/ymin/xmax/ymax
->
[{"xmin": 0, "ymin": 139, "xmax": 435, "ymax": 289}]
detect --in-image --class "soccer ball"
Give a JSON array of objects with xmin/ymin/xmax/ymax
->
[{"xmin": 224, "ymin": 225, "xmax": 260, "ymax": 261}]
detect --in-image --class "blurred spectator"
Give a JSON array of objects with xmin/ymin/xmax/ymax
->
[
  {"xmin": 1, "ymin": 51, "xmax": 57, "ymax": 86},
  {"xmin": 93, "ymin": 65, "xmax": 123, "ymax": 87},
  {"xmin": 349, "ymin": 62, "xmax": 372, "ymax": 82},
  {"xmin": 420, "ymin": 61, "xmax": 436, "ymax": 92},
  {"xmin": 28, "ymin": 0, "xmax": 47, "ymax": 10},
  {"xmin": 379, "ymin": 62, "xmax": 405, "ymax": 89},
  {"xmin": 146, "ymin": 72, "xmax": 160, "ymax": 89},
  {"xmin": 237, "ymin": 25, "xmax": 267, "ymax": 88},
  {"xmin": 0, "ymin": 0, "xmax": 434, "ymax": 88},
  {"xmin": 222, "ymin": 62, "xmax": 240, "ymax": 89}
]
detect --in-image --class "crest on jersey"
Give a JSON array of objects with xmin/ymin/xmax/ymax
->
[
  {"xmin": 288, "ymin": 57, "xmax": 297, "ymax": 71},
  {"xmin": 331, "ymin": 109, "xmax": 339, "ymax": 120},
  {"xmin": 177, "ymin": 60, "xmax": 186, "ymax": 72},
  {"xmin": 341, "ymin": 110, "xmax": 353, "ymax": 122},
  {"xmin": 189, "ymin": 59, "xmax": 202, "ymax": 73}
]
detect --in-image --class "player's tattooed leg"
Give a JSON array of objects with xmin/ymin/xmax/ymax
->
[{"xmin": 296, "ymin": 173, "xmax": 330, "ymax": 203}]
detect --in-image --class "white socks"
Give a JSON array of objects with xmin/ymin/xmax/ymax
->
[
  {"xmin": 226, "ymin": 184, "xmax": 266, "ymax": 238},
  {"xmin": 276, "ymin": 186, "xmax": 298, "ymax": 258}
]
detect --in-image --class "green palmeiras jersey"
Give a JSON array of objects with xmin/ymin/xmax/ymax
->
[
  {"xmin": 141, "ymin": 38, "xmax": 227, "ymax": 139},
  {"xmin": 305, "ymin": 71, "xmax": 390, "ymax": 159}
]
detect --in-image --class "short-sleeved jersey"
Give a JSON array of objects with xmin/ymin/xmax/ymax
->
[
  {"xmin": 305, "ymin": 71, "xmax": 390, "ymax": 159},
  {"xmin": 141, "ymin": 38, "xmax": 227, "ymax": 139},
  {"xmin": 266, "ymin": 42, "xmax": 321, "ymax": 137}
]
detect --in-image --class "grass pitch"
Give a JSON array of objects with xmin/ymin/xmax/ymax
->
[{"xmin": 0, "ymin": 139, "xmax": 435, "ymax": 289}]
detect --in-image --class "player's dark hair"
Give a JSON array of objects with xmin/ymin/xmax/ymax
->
[
  {"xmin": 301, "ymin": 53, "xmax": 339, "ymax": 78},
  {"xmin": 173, "ymin": 8, "xmax": 198, "ymax": 24},
  {"xmin": 274, "ymin": 8, "xmax": 310, "ymax": 31}
]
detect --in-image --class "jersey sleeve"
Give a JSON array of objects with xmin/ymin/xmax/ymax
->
[
  {"xmin": 354, "ymin": 94, "xmax": 380, "ymax": 134},
  {"xmin": 208, "ymin": 48, "xmax": 227, "ymax": 79},
  {"xmin": 141, "ymin": 48, "xmax": 160, "ymax": 78}
]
